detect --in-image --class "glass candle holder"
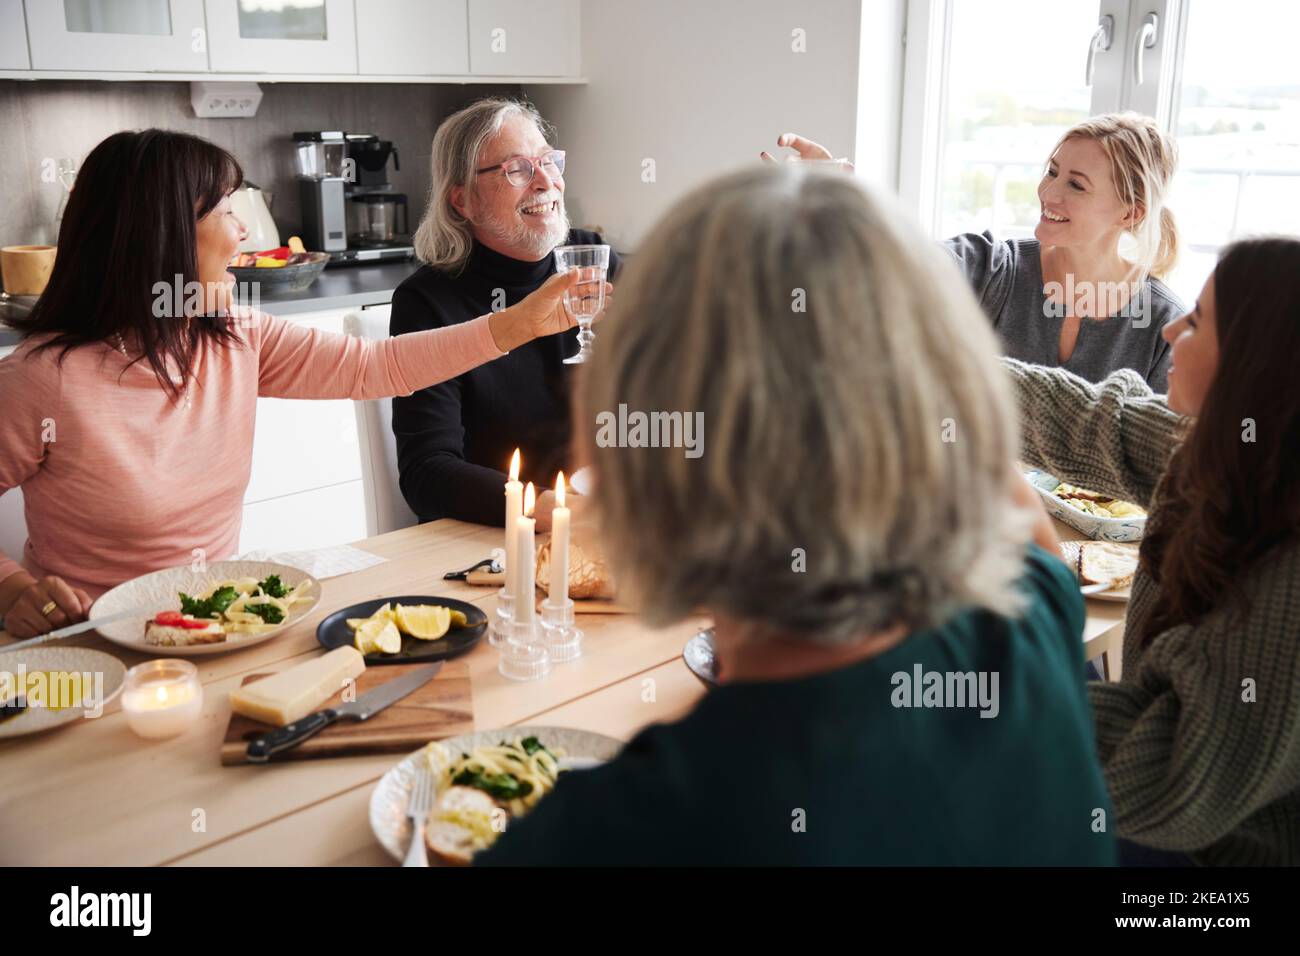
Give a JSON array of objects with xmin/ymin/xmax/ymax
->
[
  {"xmin": 540, "ymin": 597, "xmax": 583, "ymax": 663},
  {"xmin": 498, "ymin": 617, "xmax": 551, "ymax": 682},
  {"xmin": 489, "ymin": 588, "xmax": 515, "ymax": 647},
  {"xmin": 121, "ymin": 659, "xmax": 203, "ymax": 740}
]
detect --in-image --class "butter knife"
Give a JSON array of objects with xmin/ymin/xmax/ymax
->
[
  {"xmin": 1, "ymin": 606, "xmax": 152, "ymax": 653},
  {"xmin": 246, "ymin": 661, "xmax": 443, "ymax": 763}
]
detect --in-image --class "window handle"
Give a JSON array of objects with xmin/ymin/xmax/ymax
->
[
  {"xmin": 1085, "ymin": 14, "xmax": 1114, "ymax": 87},
  {"xmin": 1132, "ymin": 12, "xmax": 1159, "ymax": 87}
]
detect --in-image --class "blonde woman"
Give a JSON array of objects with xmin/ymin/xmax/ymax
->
[
  {"xmin": 477, "ymin": 166, "xmax": 1115, "ymax": 866},
  {"xmin": 767, "ymin": 112, "xmax": 1183, "ymax": 391}
]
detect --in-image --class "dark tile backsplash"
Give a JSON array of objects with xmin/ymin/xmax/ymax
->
[{"xmin": 0, "ymin": 79, "xmax": 518, "ymax": 250}]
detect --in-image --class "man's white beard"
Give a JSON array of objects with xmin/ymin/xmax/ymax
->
[{"xmin": 475, "ymin": 196, "xmax": 571, "ymax": 262}]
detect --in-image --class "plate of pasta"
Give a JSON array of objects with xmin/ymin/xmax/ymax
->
[
  {"xmin": 369, "ymin": 725, "xmax": 623, "ymax": 865},
  {"xmin": 88, "ymin": 560, "xmax": 321, "ymax": 657}
]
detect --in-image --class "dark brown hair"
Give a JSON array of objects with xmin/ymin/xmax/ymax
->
[
  {"xmin": 1141, "ymin": 237, "xmax": 1300, "ymax": 639},
  {"xmin": 11, "ymin": 129, "xmax": 244, "ymax": 396}
]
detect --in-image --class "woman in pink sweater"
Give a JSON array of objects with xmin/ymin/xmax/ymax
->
[{"xmin": 0, "ymin": 129, "xmax": 600, "ymax": 639}]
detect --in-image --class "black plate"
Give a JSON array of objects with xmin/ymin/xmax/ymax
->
[{"xmin": 316, "ymin": 595, "xmax": 487, "ymax": 665}]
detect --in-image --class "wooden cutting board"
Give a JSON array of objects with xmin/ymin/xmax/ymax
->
[{"xmin": 220, "ymin": 659, "xmax": 473, "ymax": 765}]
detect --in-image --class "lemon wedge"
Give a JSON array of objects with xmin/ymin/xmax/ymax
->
[
  {"xmin": 394, "ymin": 604, "xmax": 452, "ymax": 640},
  {"xmin": 347, "ymin": 603, "xmax": 395, "ymax": 630},
  {"xmin": 354, "ymin": 616, "xmax": 402, "ymax": 654},
  {"xmin": 449, "ymin": 609, "xmax": 468, "ymax": 627}
]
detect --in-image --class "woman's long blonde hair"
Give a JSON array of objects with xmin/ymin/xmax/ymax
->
[{"xmin": 1054, "ymin": 112, "xmax": 1180, "ymax": 279}]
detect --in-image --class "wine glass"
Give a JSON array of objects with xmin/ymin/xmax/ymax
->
[{"xmin": 554, "ymin": 244, "xmax": 610, "ymax": 365}]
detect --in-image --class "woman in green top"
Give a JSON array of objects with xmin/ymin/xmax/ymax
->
[
  {"xmin": 477, "ymin": 165, "xmax": 1116, "ymax": 866},
  {"xmin": 1007, "ymin": 237, "xmax": 1300, "ymax": 865}
]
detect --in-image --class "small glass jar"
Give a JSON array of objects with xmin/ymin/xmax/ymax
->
[{"xmin": 121, "ymin": 659, "xmax": 203, "ymax": 740}]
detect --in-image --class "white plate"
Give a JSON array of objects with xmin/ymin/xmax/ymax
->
[
  {"xmin": 88, "ymin": 560, "xmax": 321, "ymax": 657},
  {"xmin": 0, "ymin": 647, "xmax": 126, "ymax": 739},
  {"xmin": 1059, "ymin": 540, "xmax": 1133, "ymax": 603},
  {"xmin": 369, "ymin": 725, "xmax": 624, "ymax": 864}
]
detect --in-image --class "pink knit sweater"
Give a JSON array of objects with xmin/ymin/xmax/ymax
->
[{"xmin": 0, "ymin": 309, "xmax": 502, "ymax": 598}]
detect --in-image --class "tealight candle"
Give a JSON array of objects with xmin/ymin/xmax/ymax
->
[
  {"xmin": 549, "ymin": 472, "xmax": 570, "ymax": 602},
  {"xmin": 515, "ymin": 482, "xmax": 537, "ymax": 626},
  {"xmin": 503, "ymin": 449, "xmax": 523, "ymax": 601},
  {"xmin": 121, "ymin": 659, "xmax": 203, "ymax": 740}
]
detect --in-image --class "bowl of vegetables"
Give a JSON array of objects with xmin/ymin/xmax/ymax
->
[{"xmin": 228, "ymin": 235, "xmax": 329, "ymax": 293}]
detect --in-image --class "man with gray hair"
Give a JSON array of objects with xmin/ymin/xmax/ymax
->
[{"xmin": 391, "ymin": 97, "xmax": 619, "ymax": 528}]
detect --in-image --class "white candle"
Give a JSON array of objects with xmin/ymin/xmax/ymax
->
[
  {"xmin": 549, "ymin": 472, "xmax": 570, "ymax": 602},
  {"xmin": 515, "ymin": 482, "xmax": 537, "ymax": 625},
  {"xmin": 122, "ymin": 659, "xmax": 204, "ymax": 740},
  {"xmin": 504, "ymin": 449, "xmax": 522, "ymax": 601}
]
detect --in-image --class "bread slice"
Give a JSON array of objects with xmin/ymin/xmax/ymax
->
[
  {"xmin": 425, "ymin": 785, "xmax": 504, "ymax": 865},
  {"xmin": 144, "ymin": 618, "xmax": 226, "ymax": 646},
  {"xmin": 1078, "ymin": 541, "xmax": 1139, "ymax": 589}
]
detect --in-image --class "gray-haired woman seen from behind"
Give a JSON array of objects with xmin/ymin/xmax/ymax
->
[{"xmin": 475, "ymin": 165, "xmax": 1117, "ymax": 866}]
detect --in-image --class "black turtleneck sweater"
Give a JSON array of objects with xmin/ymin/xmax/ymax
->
[{"xmin": 389, "ymin": 230, "xmax": 621, "ymax": 526}]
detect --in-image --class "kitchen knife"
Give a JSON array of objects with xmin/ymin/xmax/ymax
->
[{"xmin": 246, "ymin": 661, "xmax": 443, "ymax": 763}]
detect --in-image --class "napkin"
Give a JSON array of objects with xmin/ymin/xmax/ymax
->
[{"xmin": 234, "ymin": 544, "xmax": 388, "ymax": 580}]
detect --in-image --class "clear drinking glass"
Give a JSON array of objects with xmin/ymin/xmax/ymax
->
[{"xmin": 554, "ymin": 244, "xmax": 610, "ymax": 365}]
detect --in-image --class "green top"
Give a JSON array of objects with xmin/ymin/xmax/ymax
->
[
  {"xmin": 478, "ymin": 546, "xmax": 1115, "ymax": 866},
  {"xmin": 1007, "ymin": 358, "xmax": 1300, "ymax": 865}
]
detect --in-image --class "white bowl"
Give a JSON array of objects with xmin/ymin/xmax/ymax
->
[{"xmin": 1025, "ymin": 469, "xmax": 1146, "ymax": 543}]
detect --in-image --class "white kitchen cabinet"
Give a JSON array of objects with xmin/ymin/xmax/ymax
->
[
  {"xmin": 356, "ymin": 0, "xmax": 468, "ymax": 76},
  {"xmin": 204, "ymin": 0, "xmax": 357, "ymax": 74},
  {"xmin": 239, "ymin": 479, "xmax": 368, "ymax": 554},
  {"xmin": 24, "ymin": 0, "xmax": 209, "ymax": 72},
  {"xmin": 0, "ymin": 0, "xmax": 30, "ymax": 69},
  {"xmin": 243, "ymin": 307, "xmax": 362, "ymax": 506},
  {"xmin": 468, "ymin": 0, "xmax": 579, "ymax": 77},
  {"xmin": 240, "ymin": 306, "xmax": 368, "ymax": 553}
]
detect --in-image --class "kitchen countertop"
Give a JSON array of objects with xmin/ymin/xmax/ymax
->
[
  {"xmin": 240, "ymin": 259, "xmax": 424, "ymax": 316},
  {"xmin": 0, "ymin": 260, "xmax": 425, "ymax": 348}
]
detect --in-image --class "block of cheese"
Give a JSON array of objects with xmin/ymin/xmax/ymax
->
[{"xmin": 229, "ymin": 646, "xmax": 366, "ymax": 726}]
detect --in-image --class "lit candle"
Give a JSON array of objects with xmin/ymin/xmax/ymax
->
[
  {"xmin": 504, "ymin": 449, "xmax": 522, "ymax": 601},
  {"xmin": 515, "ymin": 482, "xmax": 537, "ymax": 625},
  {"xmin": 549, "ymin": 472, "xmax": 570, "ymax": 603},
  {"xmin": 121, "ymin": 659, "xmax": 204, "ymax": 740}
]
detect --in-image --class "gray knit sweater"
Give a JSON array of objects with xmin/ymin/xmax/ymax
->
[{"xmin": 1007, "ymin": 358, "xmax": 1300, "ymax": 866}]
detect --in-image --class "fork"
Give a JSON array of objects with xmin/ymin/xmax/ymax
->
[{"xmin": 403, "ymin": 770, "xmax": 434, "ymax": 867}]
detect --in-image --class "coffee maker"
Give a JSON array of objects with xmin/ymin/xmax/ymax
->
[{"xmin": 293, "ymin": 130, "xmax": 414, "ymax": 266}]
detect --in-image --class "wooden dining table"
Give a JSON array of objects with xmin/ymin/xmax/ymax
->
[{"xmin": 0, "ymin": 516, "xmax": 1125, "ymax": 866}]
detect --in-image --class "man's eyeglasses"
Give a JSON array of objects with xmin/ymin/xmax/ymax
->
[{"xmin": 475, "ymin": 150, "xmax": 566, "ymax": 188}]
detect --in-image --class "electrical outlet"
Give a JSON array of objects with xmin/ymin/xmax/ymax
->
[{"xmin": 190, "ymin": 82, "xmax": 263, "ymax": 119}]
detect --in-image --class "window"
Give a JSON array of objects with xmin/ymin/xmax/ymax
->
[
  {"xmin": 901, "ymin": 0, "xmax": 1300, "ymax": 305},
  {"xmin": 1165, "ymin": 0, "xmax": 1300, "ymax": 301},
  {"xmin": 937, "ymin": 0, "xmax": 1098, "ymax": 241}
]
